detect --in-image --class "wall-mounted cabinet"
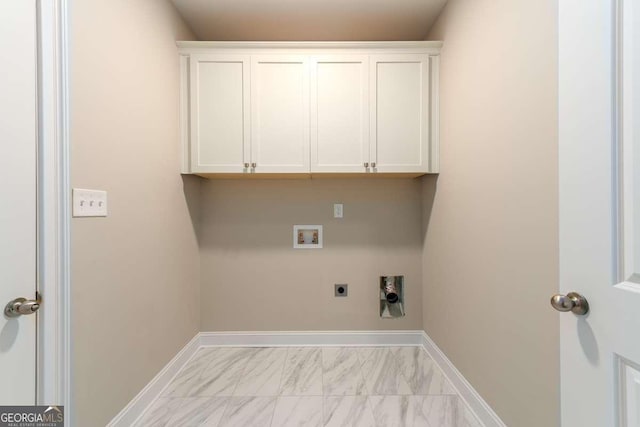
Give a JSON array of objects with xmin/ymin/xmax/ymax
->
[
  {"xmin": 251, "ymin": 55, "xmax": 310, "ymax": 173},
  {"xmin": 188, "ymin": 54, "xmax": 250, "ymax": 173},
  {"xmin": 310, "ymin": 55, "xmax": 369, "ymax": 173},
  {"xmin": 179, "ymin": 42, "xmax": 441, "ymax": 178},
  {"xmin": 371, "ymin": 54, "xmax": 432, "ymax": 173}
]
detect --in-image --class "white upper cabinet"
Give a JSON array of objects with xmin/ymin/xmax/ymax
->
[
  {"xmin": 179, "ymin": 42, "xmax": 441, "ymax": 177},
  {"xmin": 189, "ymin": 54, "xmax": 250, "ymax": 173},
  {"xmin": 310, "ymin": 55, "xmax": 369, "ymax": 173},
  {"xmin": 251, "ymin": 56, "xmax": 310, "ymax": 173},
  {"xmin": 370, "ymin": 54, "xmax": 430, "ymax": 173}
]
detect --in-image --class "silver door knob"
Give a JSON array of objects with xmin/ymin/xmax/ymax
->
[
  {"xmin": 550, "ymin": 292, "xmax": 589, "ymax": 315},
  {"xmin": 4, "ymin": 297, "xmax": 41, "ymax": 318}
]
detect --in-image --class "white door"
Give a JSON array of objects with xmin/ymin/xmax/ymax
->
[
  {"xmin": 189, "ymin": 54, "xmax": 251, "ymax": 174},
  {"xmin": 310, "ymin": 55, "xmax": 369, "ymax": 173},
  {"xmin": 0, "ymin": 0, "xmax": 38, "ymax": 404},
  {"xmin": 559, "ymin": 0, "xmax": 640, "ymax": 425},
  {"xmin": 370, "ymin": 54, "xmax": 429, "ymax": 173},
  {"xmin": 251, "ymin": 55, "xmax": 310, "ymax": 173}
]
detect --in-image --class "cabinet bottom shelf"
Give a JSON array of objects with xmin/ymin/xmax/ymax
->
[{"xmin": 190, "ymin": 172, "xmax": 433, "ymax": 180}]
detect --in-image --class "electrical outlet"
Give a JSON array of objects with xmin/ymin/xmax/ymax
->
[
  {"xmin": 333, "ymin": 203, "xmax": 343, "ymax": 218},
  {"xmin": 334, "ymin": 284, "xmax": 348, "ymax": 297}
]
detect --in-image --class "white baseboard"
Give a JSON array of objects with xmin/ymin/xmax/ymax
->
[
  {"xmin": 107, "ymin": 330, "xmax": 504, "ymax": 427},
  {"xmin": 421, "ymin": 332, "xmax": 506, "ymax": 427},
  {"xmin": 106, "ymin": 333, "xmax": 201, "ymax": 427},
  {"xmin": 199, "ymin": 330, "xmax": 424, "ymax": 347}
]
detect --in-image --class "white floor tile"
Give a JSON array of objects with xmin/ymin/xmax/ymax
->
[
  {"xmin": 234, "ymin": 347, "xmax": 288, "ymax": 396},
  {"xmin": 420, "ymin": 395, "xmax": 480, "ymax": 427},
  {"xmin": 322, "ymin": 347, "xmax": 367, "ymax": 396},
  {"xmin": 390, "ymin": 347, "xmax": 457, "ymax": 395},
  {"xmin": 165, "ymin": 347, "xmax": 255, "ymax": 397},
  {"xmin": 323, "ymin": 396, "xmax": 376, "ymax": 427},
  {"xmin": 145, "ymin": 347, "xmax": 483, "ymax": 427},
  {"xmin": 162, "ymin": 349, "xmax": 220, "ymax": 397},
  {"xmin": 165, "ymin": 397, "xmax": 228, "ymax": 427},
  {"xmin": 134, "ymin": 397, "xmax": 183, "ymax": 427},
  {"xmin": 271, "ymin": 396, "xmax": 323, "ymax": 427},
  {"xmin": 217, "ymin": 396, "xmax": 277, "ymax": 427},
  {"xmin": 280, "ymin": 348, "xmax": 323, "ymax": 396},
  {"xmin": 357, "ymin": 348, "xmax": 412, "ymax": 396},
  {"xmin": 368, "ymin": 395, "xmax": 430, "ymax": 427}
]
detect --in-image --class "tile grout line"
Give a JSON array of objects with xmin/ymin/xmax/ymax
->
[
  {"xmin": 354, "ymin": 346, "xmax": 370, "ymax": 395},
  {"xmin": 185, "ymin": 349, "xmax": 229, "ymax": 399},
  {"xmin": 229, "ymin": 347, "xmax": 256, "ymax": 396},
  {"xmin": 394, "ymin": 347, "xmax": 440, "ymax": 427},
  {"xmin": 276, "ymin": 347, "xmax": 290, "ymax": 397},
  {"xmin": 394, "ymin": 347, "xmax": 417, "ymax": 395},
  {"xmin": 162, "ymin": 397, "xmax": 188, "ymax": 427},
  {"xmin": 211, "ymin": 397, "xmax": 230, "ymax": 427},
  {"xmin": 404, "ymin": 346, "xmax": 444, "ymax": 427},
  {"xmin": 321, "ymin": 347, "xmax": 325, "ymax": 396},
  {"xmin": 321, "ymin": 347, "xmax": 326, "ymax": 426},
  {"xmin": 355, "ymin": 346, "xmax": 379, "ymax": 426},
  {"xmin": 216, "ymin": 348, "xmax": 257, "ymax": 427},
  {"xmin": 268, "ymin": 347, "xmax": 290, "ymax": 427}
]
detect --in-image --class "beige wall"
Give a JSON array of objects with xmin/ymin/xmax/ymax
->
[
  {"xmin": 70, "ymin": 1, "xmax": 200, "ymax": 425},
  {"xmin": 69, "ymin": 0, "xmax": 559, "ymax": 424},
  {"xmin": 199, "ymin": 179, "xmax": 423, "ymax": 331},
  {"xmin": 423, "ymin": 1, "xmax": 559, "ymax": 426}
]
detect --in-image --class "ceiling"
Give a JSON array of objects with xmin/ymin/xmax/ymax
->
[{"xmin": 170, "ymin": 0, "xmax": 448, "ymax": 41}]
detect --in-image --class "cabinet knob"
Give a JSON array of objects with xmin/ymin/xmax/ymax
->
[
  {"xmin": 364, "ymin": 162, "xmax": 369, "ymax": 168},
  {"xmin": 371, "ymin": 162, "xmax": 376, "ymax": 168},
  {"xmin": 244, "ymin": 163, "xmax": 250, "ymax": 168},
  {"xmin": 251, "ymin": 163, "xmax": 257, "ymax": 169}
]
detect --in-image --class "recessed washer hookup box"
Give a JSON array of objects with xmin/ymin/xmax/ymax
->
[{"xmin": 380, "ymin": 275, "xmax": 405, "ymax": 318}]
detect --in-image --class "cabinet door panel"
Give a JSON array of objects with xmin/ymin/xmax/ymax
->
[
  {"xmin": 190, "ymin": 55, "xmax": 250, "ymax": 173},
  {"xmin": 370, "ymin": 55, "xmax": 429, "ymax": 172},
  {"xmin": 251, "ymin": 56, "xmax": 310, "ymax": 173},
  {"xmin": 310, "ymin": 56, "xmax": 369, "ymax": 172}
]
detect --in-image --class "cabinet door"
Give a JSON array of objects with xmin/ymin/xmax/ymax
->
[
  {"xmin": 190, "ymin": 54, "xmax": 250, "ymax": 173},
  {"xmin": 370, "ymin": 54, "xmax": 430, "ymax": 173},
  {"xmin": 310, "ymin": 56, "xmax": 369, "ymax": 173},
  {"xmin": 251, "ymin": 56, "xmax": 310, "ymax": 173}
]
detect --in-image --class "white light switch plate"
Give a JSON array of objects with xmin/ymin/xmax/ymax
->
[
  {"xmin": 333, "ymin": 203, "xmax": 343, "ymax": 218},
  {"xmin": 73, "ymin": 188, "xmax": 108, "ymax": 217}
]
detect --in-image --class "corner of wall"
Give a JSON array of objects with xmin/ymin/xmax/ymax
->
[
  {"xmin": 71, "ymin": 0, "xmax": 201, "ymax": 424},
  {"xmin": 419, "ymin": 1, "xmax": 559, "ymax": 426}
]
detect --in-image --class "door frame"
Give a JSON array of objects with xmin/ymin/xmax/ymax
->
[{"xmin": 35, "ymin": 0, "xmax": 71, "ymax": 416}]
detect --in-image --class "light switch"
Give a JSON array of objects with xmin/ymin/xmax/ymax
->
[
  {"xmin": 333, "ymin": 203, "xmax": 343, "ymax": 218},
  {"xmin": 73, "ymin": 188, "xmax": 108, "ymax": 217}
]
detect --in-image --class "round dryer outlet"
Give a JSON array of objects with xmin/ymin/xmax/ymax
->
[{"xmin": 334, "ymin": 284, "xmax": 348, "ymax": 297}]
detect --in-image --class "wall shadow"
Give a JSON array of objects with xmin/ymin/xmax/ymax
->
[
  {"xmin": 182, "ymin": 174, "xmax": 204, "ymax": 246},
  {"xmin": 420, "ymin": 174, "xmax": 438, "ymax": 246}
]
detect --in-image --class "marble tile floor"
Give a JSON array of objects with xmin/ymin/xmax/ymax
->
[{"xmin": 134, "ymin": 346, "xmax": 482, "ymax": 427}]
